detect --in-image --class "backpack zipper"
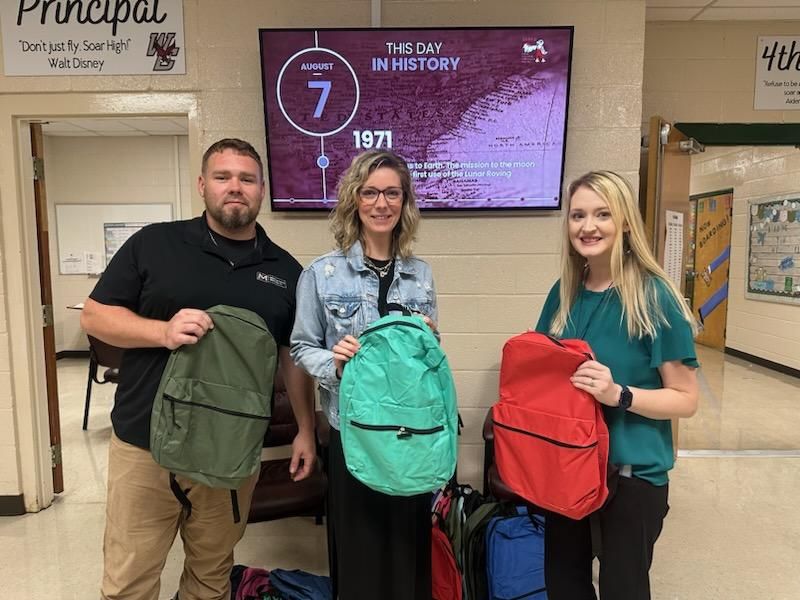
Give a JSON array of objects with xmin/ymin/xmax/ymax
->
[
  {"xmin": 350, "ymin": 420, "xmax": 444, "ymax": 439},
  {"xmin": 493, "ymin": 419, "xmax": 597, "ymax": 449},
  {"xmin": 164, "ymin": 394, "xmax": 269, "ymax": 420},
  {"xmin": 211, "ymin": 311, "xmax": 269, "ymax": 333},
  {"xmin": 361, "ymin": 319, "xmax": 424, "ymax": 337}
]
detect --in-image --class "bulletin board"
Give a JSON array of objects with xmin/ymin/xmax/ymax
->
[
  {"xmin": 55, "ymin": 203, "xmax": 172, "ymax": 275},
  {"xmin": 747, "ymin": 195, "xmax": 800, "ymax": 304}
]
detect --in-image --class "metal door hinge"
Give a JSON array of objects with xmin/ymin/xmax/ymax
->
[
  {"xmin": 32, "ymin": 156, "xmax": 44, "ymax": 181},
  {"xmin": 51, "ymin": 444, "xmax": 62, "ymax": 468},
  {"xmin": 659, "ymin": 123, "xmax": 671, "ymax": 146},
  {"xmin": 42, "ymin": 304, "xmax": 53, "ymax": 328},
  {"xmin": 679, "ymin": 138, "xmax": 705, "ymax": 155}
]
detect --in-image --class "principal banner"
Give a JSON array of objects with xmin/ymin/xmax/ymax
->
[
  {"xmin": 755, "ymin": 36, "xmax": 800, "ymax": 110},
  {"xmin": 0, "ymin": 0, "xmax": 185, "ymax": 76}
]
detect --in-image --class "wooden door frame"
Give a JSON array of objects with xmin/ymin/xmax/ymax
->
[
  {"xmin": 30, "ymin": 122, "xmax": 63, "ymax": 493},
  {"xmin": 0, "ymin": 93, "xmax": 198, "ymax": 512}
]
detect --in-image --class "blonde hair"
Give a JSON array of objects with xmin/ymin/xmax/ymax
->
[
  {"xmin": 550, "ymin": 170, "xmax": 697, "ymax": 339},
  {"xmin": 330, "ymin": 150, "xmax": 420, "ymax": 259}
]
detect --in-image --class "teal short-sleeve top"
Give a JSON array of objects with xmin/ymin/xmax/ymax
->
[{"xmin": 536, "ymin": 277, "xmax": 698, "ymax": 485}]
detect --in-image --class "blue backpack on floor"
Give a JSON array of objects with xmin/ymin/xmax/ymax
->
[
  {"xmin": 339, "ymin": 313, "xmax": 458, "ymax": 496},
  {"xmin": 486, "ymin": 507, "xmax": 547, "ymax": 600},
  {"xmin": 269, "ymin": 569, "xmax": 332, "ymax": 600}
]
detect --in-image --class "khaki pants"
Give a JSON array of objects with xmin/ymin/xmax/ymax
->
[{"xmin": 101, "ymin": 434, "xmax": 259, "ymax": 600}]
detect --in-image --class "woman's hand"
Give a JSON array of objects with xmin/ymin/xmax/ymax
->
[
  {"xmin": 332, "ymin": 335, "xmax": 360, "ymax": 378},
  {"xmin": 571, "ymin": 360, "xmax": 621, "ymax": 407},
  {"xmin": 421, "ymin": 315, "xmax": 438, "ymax": 332}
]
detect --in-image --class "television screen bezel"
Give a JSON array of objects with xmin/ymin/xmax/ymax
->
[{"xmin": 258, "ymin": 25, "xmax": 574, "ymax": 213}]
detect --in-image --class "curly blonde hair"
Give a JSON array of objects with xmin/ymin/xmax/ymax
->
[{"xmin": 330, "ymin": 150, "xmax": 420, "ymax": 258}]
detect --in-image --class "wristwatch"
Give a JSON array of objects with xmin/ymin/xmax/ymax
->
[{"xmin": 617, "ymin": 384, "xmax": 633, "ymax": 411}]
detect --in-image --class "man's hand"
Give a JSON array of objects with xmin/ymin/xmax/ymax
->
[
  {"xmin": 289, "ymin": 429, "xmax": 316, "ymax": 482},
  {"xmin": 162, "ymin": 308, "xmax": 214, "ymax": 350}
]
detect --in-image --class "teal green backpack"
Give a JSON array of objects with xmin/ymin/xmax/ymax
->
[
  {"xmin": 339, "ymin": 313, "xmax": 458, "ymax": 496},
  {"xmin": 150, "ymin": 305, "xmax": 277, "ymax": 495}
]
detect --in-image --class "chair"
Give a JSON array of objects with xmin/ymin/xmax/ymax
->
[
  {"xmin": 83, "ymin": 334, "xmax": 124, "ymax": 430},
  {"xmin": 247, "ymin": 369, "xmax": 328, "ymax": 525}
]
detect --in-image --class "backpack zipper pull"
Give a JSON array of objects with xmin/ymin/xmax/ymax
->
[{"xmin": 397, "ymin": 426, "xmax": 411, "ymax": 439}]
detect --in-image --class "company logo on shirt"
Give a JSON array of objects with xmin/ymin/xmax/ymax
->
[{"xmin": 257, "ymin": 272, "xmax": 287, "ymax": 288}]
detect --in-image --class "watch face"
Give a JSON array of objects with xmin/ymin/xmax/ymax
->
[{"xmin": 619, "ymin": 386, "xmax": 633, "ymax": 410}]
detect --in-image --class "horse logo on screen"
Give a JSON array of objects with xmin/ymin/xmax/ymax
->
[
  {"xmin": 522, "ymin": 39, "xmax": 548, "ymax": 63},
  {"xmin": 147, "ymin": 33, "xmax": 180, "ymax": 72}
]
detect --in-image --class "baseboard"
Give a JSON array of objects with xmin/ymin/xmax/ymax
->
[
  {"xmin": 724, "ymin": 347, "xmax": 800, "ymax": 380},
  {"xmin": 56, "ymin": 350, "xmax": 90, "ymax": 360},
  {"xmin": 0, "ymin": 494, "xmax": 25, "ymax": 516}
]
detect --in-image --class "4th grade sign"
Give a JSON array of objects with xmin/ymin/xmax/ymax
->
[
  {"xmin": 0, "ymin": 0, "xmax": 185, "ymax": 75},
  {"xmin": 755, "ymin": 36, "xmax": 800, "ymax": 110}
]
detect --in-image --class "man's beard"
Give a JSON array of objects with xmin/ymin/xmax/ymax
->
[{"xmin": 206, "ymin": 198, "xmax": 257, "ymax": 230}]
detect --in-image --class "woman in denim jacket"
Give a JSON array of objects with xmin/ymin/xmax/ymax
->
[{"xmin": 291, "ymin": 150, "xmax": 437, "ymax": 600}]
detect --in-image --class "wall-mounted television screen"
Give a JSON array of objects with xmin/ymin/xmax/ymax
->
[{"xmin": 259, "ymin": 27, "xmax": 573, "ymax": 211}]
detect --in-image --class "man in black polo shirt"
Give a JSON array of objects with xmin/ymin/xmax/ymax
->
[{"xmin": 81, "ymin": 138, "xmax": 315, "ymax": 600}]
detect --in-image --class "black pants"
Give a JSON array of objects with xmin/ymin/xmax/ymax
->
[
  {"xmin": 328, "ymin": 428, "xmax": 432, "ymax": 600},
  {"xmin": 545, "ymin": 475, "xmax": 669, "ymax": 600}
]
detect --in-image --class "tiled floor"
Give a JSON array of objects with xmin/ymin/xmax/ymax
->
[{"xmin": 1, "ymin": 347, "xmax": 799, "ymax": 599}]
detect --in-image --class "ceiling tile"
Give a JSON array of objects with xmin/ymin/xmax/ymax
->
[
  {"xmin": 41, "ymin": 117, "xmax": 188, "ymax": 137},
  {"xmin": 45, "ymin": 130, "xmax": 96, "ymax": 136},
  {"xmin": 41, "ymin": 122, "xmax": 87, "ymax": 134},
  {"xmin": 132, "ymin": 118, "xmax": 188, "ymax": 133},
  {"xmin": 696, "ymin": 6, "xmax": 800, "ymax": 19},
  {"xmin": 713, "ymin": 0, "xmax": 800, "ymax": 6},
  {"xmin": 646, "ymin": 7, "xmax": 704, "ymax": 20},
  {"xmin": 71, "ymin": 119, "xmax": 137, "ymax": 132},
  {"xmin": 646, "ymin": 0, "xmax": 711, "ymax": 6},
  {"xmin": 96, "ymin": 130, "xmax": 147, "ymax": 136}
]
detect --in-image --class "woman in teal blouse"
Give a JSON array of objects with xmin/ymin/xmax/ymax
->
[{"xmin": 536, "ymin": 171, "xmax": 699, "ymax": 600}]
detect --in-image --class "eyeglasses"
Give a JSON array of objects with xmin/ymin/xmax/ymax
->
[{"xmin": 359, "ymin": 187, "xmax": 404, "ymax": 205}]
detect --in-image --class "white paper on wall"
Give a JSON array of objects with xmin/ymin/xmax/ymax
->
[
  {"xmin": 60, "ymin": 253, "xmax": 85, "ymax": 275},
  {"xmin": 664, "ymin": 210, "xmax": 684, "ymax": 289},
  {"xmin": 85, "ymin": 251, "xmax": 104, "ymax": 275}
]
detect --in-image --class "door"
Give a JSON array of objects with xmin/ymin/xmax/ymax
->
[
  {"xmin": 30, "ymin": 123, "xmax": 64, "ymax": 493},
  {"xmin": 641, "ymin": 116, "xmax": 697, "ymax": 456},
  {"xmin": 689, "ymin": 190, "xmax": 733, "ymax": 350},
  {"xmin": 642, "ymin": 116, "xmax": 693, "ymax": 285}
]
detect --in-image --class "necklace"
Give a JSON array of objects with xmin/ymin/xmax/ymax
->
[
  {"xmin": 363, "ymin": 256, "xmax": 394, "ymax": 278},
  {"xmin": 208, "ymin": 230, "xmax": 257, "ymax": 267},
  {"xmin": 207, "ymin": 230, "xmax": 257, "ymax": 249},
  {"xmin": 574, "ymin": 281, "xmax": 614, "ymax": 340}
]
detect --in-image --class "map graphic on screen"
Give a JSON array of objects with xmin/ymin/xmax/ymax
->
[{"xmin": 259, "ymin": 27, "xmax": 573, "ymax": 211}]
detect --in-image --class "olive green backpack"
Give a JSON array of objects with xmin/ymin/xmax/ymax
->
[{"xmin": 150, "ymin": 304, "xmax": 277, "ymax": 505}]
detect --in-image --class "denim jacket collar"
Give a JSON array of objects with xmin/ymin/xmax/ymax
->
[{"xmin": 344, "ymin": 240, "xmax": 417, "ymax": 276}]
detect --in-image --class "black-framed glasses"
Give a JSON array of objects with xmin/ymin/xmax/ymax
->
[{"xmin": 359, "ymin": 187, "xmax": 404, "ymax": 205}]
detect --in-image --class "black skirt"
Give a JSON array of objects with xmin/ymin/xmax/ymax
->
[{"xmin": 327, "ymin": 428, "xmax": 432, "ymax": 600}]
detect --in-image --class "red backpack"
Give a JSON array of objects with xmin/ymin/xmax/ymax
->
[{"xmin": 492, "ymin": 332, "xmax": 609, "ymax": 520}]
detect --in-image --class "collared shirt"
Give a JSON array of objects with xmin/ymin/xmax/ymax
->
[
  {"xmin": 290, "ymin": 240, "xmax": 438, "ymax": 430},
  {"xmin": 89, "ymin": 214, "xmax": 301, "ymax": 449}
]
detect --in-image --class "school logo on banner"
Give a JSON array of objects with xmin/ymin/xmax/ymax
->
[
  {"xmin": 146, "ymin": 32, "xmax": 180, "ymax": 71},
  {"xmin": 0, "ymin": 0, "xmax": 186, "ymax": 76}
]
